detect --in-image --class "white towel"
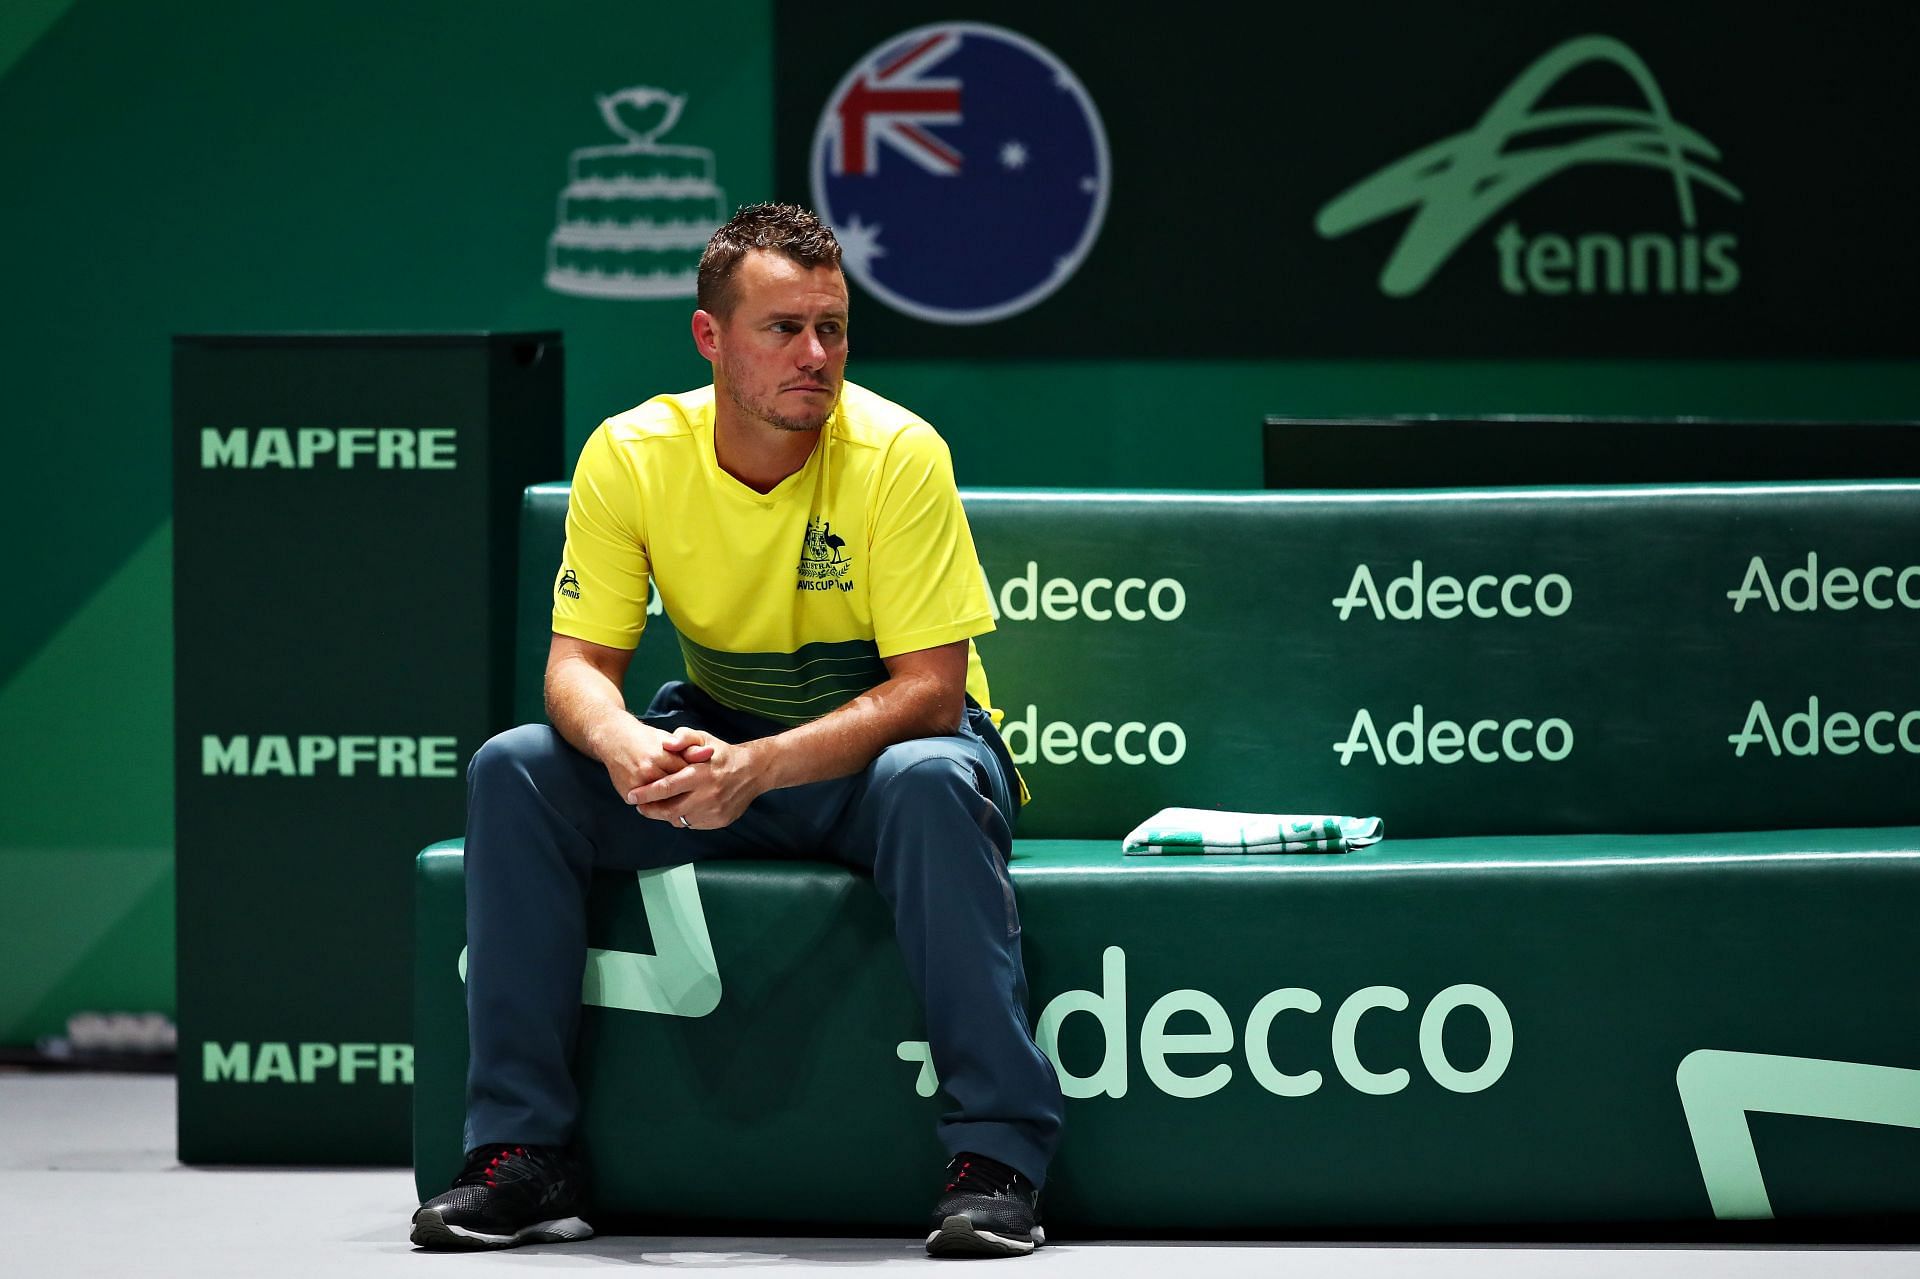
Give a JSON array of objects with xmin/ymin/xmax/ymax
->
[{"xmin": 1123, "ymin": 807, "xmax": 1385, "ymax": 856}]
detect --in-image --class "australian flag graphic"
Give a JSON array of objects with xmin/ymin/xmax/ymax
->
[{"xmin": 811, "ymin": 23, "xmax": 1110, "ymax": 325}]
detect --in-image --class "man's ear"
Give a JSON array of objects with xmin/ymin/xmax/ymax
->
[{"xmin": 691, "ymin": 309, "xmax": 723, "ymax": 361}]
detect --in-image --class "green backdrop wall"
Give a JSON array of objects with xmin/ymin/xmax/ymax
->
[{"xmin": 3, "ymin": 1, "xmax": 1918, "ymax": 1044}]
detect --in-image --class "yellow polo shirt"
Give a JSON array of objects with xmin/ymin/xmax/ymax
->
[{"xmin": 553, "ymin": 380, "xmax": 1001, "ymax": 731}]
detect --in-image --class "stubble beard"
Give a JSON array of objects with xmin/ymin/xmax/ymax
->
[
  {"xmin": 720, "ymin": 350, "xmax": 842, "ymax": 433},
  {"xmin": 727, "ymin": 380, "xmax": 839, "ymax": 434}
]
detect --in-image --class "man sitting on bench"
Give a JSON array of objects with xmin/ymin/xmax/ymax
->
[{"xmin": 410, "ymin": 204, "xmax": 1063, "ymax": 1259}]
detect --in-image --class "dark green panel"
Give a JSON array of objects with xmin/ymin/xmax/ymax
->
[
  {"xmin": 1263, "ymin": 417, "xmax": 1920, "ymax": 487},
  {"xmin": 415, "ymin": 829, "xmax": 1920, "ymax": 1230},
  {"xmin": 976, "ymin": 485, "xmax": 1920, "ymax": 837},
  {"xmin": 174, "ymin": 334, "xmax": 560, "ymax": 1163}
]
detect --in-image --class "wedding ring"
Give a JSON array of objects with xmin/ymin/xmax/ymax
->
[{"xmin": 678, "ymin": 815, "xmax": 692, "ymax": 829}]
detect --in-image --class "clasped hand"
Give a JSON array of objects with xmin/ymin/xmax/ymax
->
[{"xmin": 608, "ymin": 725, "xmax": 761, "ymax": 830}]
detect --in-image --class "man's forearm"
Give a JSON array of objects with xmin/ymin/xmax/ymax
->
[
  {"xmin": 747, "ymin": 671, "xmax": 960, "ymax": 792},
  {"xmin": 544, "ymin": 655, "xmax": 632, "ymax": 763}
]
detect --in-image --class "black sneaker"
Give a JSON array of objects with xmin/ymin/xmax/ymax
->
[
  {"xmin": 409, "ymin": 1143, "xmax": 593, "ymax": 1251},
  {"xmin": 926, "ymin": 1152, "xmax": 1044, "ymax": 1258}
]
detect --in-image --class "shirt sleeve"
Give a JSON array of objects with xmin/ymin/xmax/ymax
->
[
  {"xmin": 552, "ymin": 423, "xmax": 651, "ymax": 650},
  {"xmin": 867, "ymin": 421, "xmax": 995, "ymax": 658}
]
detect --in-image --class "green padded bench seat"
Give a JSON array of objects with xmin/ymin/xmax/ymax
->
[{"xmin": 415, "ymin": 827, "xmax": 1920, "ymax": 1231}]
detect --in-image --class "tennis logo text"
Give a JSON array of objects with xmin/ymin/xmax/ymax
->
[
  {"xmin": 1493, "ymin": 225, "xmax": 1736, "ymax": 297},
  {"xmin": 200, "ymin": 427, "xmax": 457, "ymax": 469},
  {"xmin": 201, "ymin": 1041, "xmax": 413, "ymax": 1085},
  {"xmin": 1315, "ymin": 36, "xmax": 1742, "ymax": 301},
  {"xmin": 1335, "ymin": 706, "xmax": 1574, "ymax": 766},
  {"xmin": 200, "ymin": 735, "xmax": 460, "ymax": 778},
  {"xmin": 1727, "ymin": 553, "xmax": 1920, "ymax": 613},
  {"xmin": 1333, "ymin": 562, "xmax": 1571, "ymax": 621}
]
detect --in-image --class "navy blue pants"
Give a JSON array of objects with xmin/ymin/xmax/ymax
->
[{"xmin": 461, "ymin": 681, "xmax": 1063, "ymax": 1186}]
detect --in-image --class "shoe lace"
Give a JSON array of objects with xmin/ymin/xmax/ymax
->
[
  {"xmin": 943, "ymin": 1152, "xmax": 1020, "ymax": 1197},
  {"xmin": 453, "ymin": 1143, "xmax": 532, "ymax": 1190}
]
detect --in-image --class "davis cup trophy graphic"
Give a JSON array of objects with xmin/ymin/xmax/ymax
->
[{"xmin": 544, "ymin": 87, "xmax": 727, "ymax": 300}]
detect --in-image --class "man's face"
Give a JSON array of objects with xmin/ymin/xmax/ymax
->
[{"xmin": 707, "ymin": 250, "xmax": 849, "ymax": 433}]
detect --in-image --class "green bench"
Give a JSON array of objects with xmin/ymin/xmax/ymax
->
[{"xmin": 416, "ymin": 482, "xmax": 1920, "ymax": 1231}]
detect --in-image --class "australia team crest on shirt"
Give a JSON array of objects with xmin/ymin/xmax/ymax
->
[
  {"xmin": 810, "ymin": 22, "xmax": 1110, "ymax": 325},
  {"xmin": 797, "ymin": 518, "xmax": 855, "ymax": 593}
]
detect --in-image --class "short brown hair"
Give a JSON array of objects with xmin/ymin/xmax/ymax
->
[{"xmin": 696, "ymin": 203, "xmax": 843, "ymax": 317}]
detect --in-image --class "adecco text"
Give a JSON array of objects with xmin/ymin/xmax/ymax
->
[
  {"xmin": 1032, "ymin": 947, "xmax": 1512, "ymax": 1100},
  {"xmin": 986, "ymin": 562, "xmax": 1186, "ymax": 622}
]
